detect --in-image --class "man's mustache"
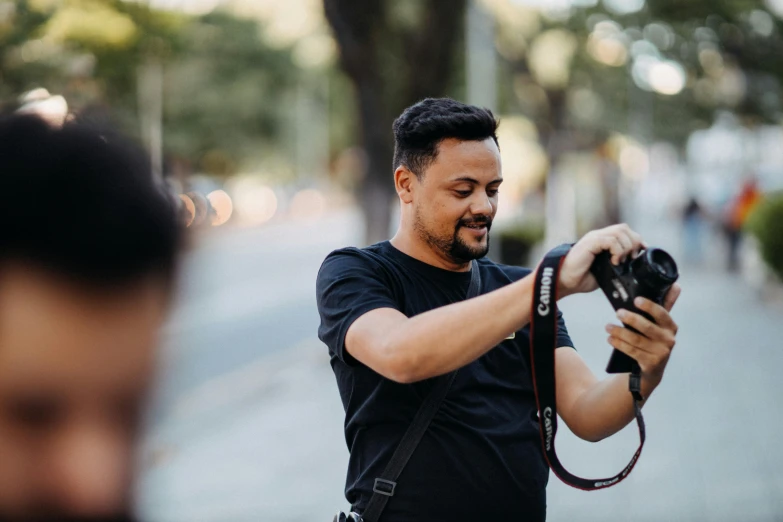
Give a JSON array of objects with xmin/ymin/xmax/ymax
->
[{"xmin": 458, "ymin": 217, "xmax": 492, "ymax": 229}]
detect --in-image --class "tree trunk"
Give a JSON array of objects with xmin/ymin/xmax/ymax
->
[
  {"xmin": 324, "ymin": 0, "xmax": 467, "ymax": 245},
  {"xmin": 355, "ymin": 77, "xmax": 395, "ymax": 244}
]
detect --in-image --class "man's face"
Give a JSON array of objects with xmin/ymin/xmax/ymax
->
[
  {"xmin": 411, "ymin": 137, "xmax": 502, "ymax": 264},
  {"xmin": 0, "ymin": 264, "xmax": 168, "ymax": 521}
]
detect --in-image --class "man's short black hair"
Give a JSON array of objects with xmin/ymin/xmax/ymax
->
[
  {"xmin": 392, "ymin": 98, "xmax": 499, "ymax": 178},
  {"xmin": 0, "ymin": 114, "xmax": 182, "ymax": 287}
]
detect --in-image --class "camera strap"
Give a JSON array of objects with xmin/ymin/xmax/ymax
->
[{"xmin": 530, "ymin": 243, "xmax": 645, "ymax": 490}]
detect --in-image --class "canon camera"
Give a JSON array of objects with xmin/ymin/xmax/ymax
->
[{"xmin": 589, "ymin": 247, "xmax": 679, "ymax": 373}]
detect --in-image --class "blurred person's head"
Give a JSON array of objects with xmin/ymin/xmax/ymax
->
[
  {"xmin": 392, "ymin": 98, "xmax": 501, "ymax": 267},
  {"xmin": 0, "ymin": 114, "xmax": 182, "ymax": 521}
]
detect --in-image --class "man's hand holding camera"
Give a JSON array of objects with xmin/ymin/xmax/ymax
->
[
  {"xmin": 605, "ymin": 287, "xmax": 680, "ymax": 387},
  {"xmin": 558, "ymin": 223, "xmax": 646, "ymax": 297},
  {"xmin": 559, "ymin": 223, "xmax": 682, "ymax": 387}
]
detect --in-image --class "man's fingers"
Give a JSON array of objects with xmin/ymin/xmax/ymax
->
[
  {"xmin": 590, "ymin": 235, "xmax": 625, "ymax": 265},
  {"xmin": 615, "ymin": 224, "xmax": 641, "ymax": 260},
  {"xmin": 605, "ymin": 323, "xmax": 647, "ymax": 351},
  {"xmin": 662, "ymin": 283, "xmax": 682, "ymax": 313},
  {"xmin": 577, "ymin": 224, "xmax": 650, "ymax": 269},
  {"xmin": 616, "ymin": 309, "xmax": 676, "ymax": 349},
  {"xmin": 614, "ymin": 231, "xmax": 633, "ymax": 260},
  {"xmin": 634, "ymin": 297, "xmax": 679, "ymax": 335},
  {"xmin": 602, "ymin": 224, "xmax": 646, "ymax": 263},
  {"xmin": 607, "ymin": 335, "xmax": 655, "ymax": 368},
  {"xmin": 629, "ymin": 228, "xmax": 646, "ymax": 255}
]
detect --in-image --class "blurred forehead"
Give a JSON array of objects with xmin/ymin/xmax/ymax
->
[
  {"xmin": 0, "ymin": 264, "xmax": 167, "ymax": 394},
  {"xmin": 424, "ymin": 137, "xmax": 502, "ymax": 183}
]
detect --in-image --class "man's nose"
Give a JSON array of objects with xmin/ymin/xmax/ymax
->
[
  {"xmin": 470, "ymin": 192, "xmax": 494, "ymax": 216},
  {"xmin": 48, "ymin": 422, "xmax": 129, "ymax": 516}
]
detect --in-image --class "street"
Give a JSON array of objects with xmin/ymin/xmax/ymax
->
[{"xmin": 136, "ymin": 208, "xmax": 783, "ymax": 522}]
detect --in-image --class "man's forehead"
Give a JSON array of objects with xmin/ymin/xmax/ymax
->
[
  {"xmin": 431, "ymin": 138, "xmax": 500, "ymax": 173},
  {"xmin": 446, "ymin": 175, "xmax": 504, "ymax": 184}
]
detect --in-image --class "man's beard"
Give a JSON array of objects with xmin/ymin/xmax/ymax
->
[{"xmin": 415, "ymin": 209, "xmax": 492, "ymax": 264}]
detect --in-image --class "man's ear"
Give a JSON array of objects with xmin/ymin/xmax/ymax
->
[{"xmin": 394, "ymin": 166, "xmax": 416, "ymax": 204}]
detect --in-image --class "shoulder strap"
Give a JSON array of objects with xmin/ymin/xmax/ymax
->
[{"xmin": 361, "ymin": 260, "xmax": 482, "ymax": 522}]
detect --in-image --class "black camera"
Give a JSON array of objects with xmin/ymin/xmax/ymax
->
[{"xmin": 589, "ymin": 247, "xmax": 679, "ymax": 373}]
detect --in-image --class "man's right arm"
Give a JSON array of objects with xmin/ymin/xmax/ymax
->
[
  {"xmin": 343, "ymin": 224, "xmax": 646, "ymax": 384},
  {"xmin": 345, "ymin": 274, "xmax": 535, "ymax": 383}
]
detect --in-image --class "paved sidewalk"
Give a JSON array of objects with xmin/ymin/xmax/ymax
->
[{"xmin": 138, "ymin": 213, "xmax": 783, "ymax": 522}]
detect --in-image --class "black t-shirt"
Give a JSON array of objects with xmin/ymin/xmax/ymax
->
[{"xmin": 316, "ymin": 241, "xmax": 574, "ymax": 522}]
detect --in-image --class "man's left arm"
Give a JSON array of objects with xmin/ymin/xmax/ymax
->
[{"xmin": 555, "ymin": 284, "xmax": 681, "ymax": 443}]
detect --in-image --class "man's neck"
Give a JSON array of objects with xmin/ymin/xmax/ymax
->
[{"xmin": 389, "ymin": 228, "xmax": 471, "ymax": 272}]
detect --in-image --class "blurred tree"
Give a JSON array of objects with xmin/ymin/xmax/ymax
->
[
  {"xmin": 162, "ymin": 11, "xmax": 300, "ymax": 179},
  {"xmin": 0, "ymin": 0, "xmax": 183, "ymax": 122},
  {"xmin": 324, "ymin": 0, "xmax": 468, "ymax": 244},
  {"xmin": 647, "ymin": 0, "xmax": 783, "ymax": 125},
  {"xmin": 0, "ymin": 1, "xmax": 311, "ymax": 182},
  {"xmin": 482, "ymin": 0, "xmax": 783, "ymax": 227}
]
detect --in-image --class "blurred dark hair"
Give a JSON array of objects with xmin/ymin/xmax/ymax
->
[
  {"xmin": 392, "ymin": 98, "xmax": 499, "ymax": 178},
  {"xmin": 0, "ymin": 113, "xmax": 182, "ymax": 288}
]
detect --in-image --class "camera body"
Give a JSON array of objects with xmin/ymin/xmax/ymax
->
[
  {"xmin": 333, "ymin": 512, "xmax": 363, "ymax": 522},
  {"xmin": 589, "ymin": 248, "xmax": 679, "ymax": 373}
]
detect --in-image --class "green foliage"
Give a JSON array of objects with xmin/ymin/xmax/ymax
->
[
  {"xmin": 746, "ymin": 192, "xmax": 783, "ymax": 281},
  {"xmin": 0, "ymin": 0, "xmax": 183, "ymax": 127},
  {"xmin": 496, "ymin": 221, "xmax": 545, "ymax": 267},
  {"xmin": 162, "ymin": 10, "xmax": 300, "ymax": 177},
  {"xmin": 0, "ymin": 1, "xmax": 325, "ymax": 181},
  {"xmin": 497, "ymin": 221, "xmax": 545, "ymax": 245}
]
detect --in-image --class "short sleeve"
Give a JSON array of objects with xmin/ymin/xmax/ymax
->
[
  {"xmin": 316, "ymin": 248, "xmax": 399, "ymax": 365},
  {"xmin": 556, "ymin": 309, "xmax": 575, "ymax": 350},
  {"xmin": 496, "ymin": 262, "xmax": 574, "ymax": 351}
]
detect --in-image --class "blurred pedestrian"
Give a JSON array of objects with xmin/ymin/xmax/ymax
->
[
  {"xmin": 317, "ymin": 98, "xmax": 681, "ymax": 522},
  {"xmin": 722, "ymin": 176, "xmax": 762, "ymax": 272},
  {"xmin": 681, "ymin": 196, "xmax": 706, "ymax": 264},
  {"xmin": 0, "ymin": 113, "xmax": 182, "ymax": 522}
]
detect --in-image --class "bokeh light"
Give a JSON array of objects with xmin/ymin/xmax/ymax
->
[
  {"xmin": 178, "ymin": 194, "xmax": 195, "ymax": 228},
  {"xmin": 186, "ymin": 191, "xmax": 209, "ymax": 227},
  {"xmin": 289, "ymin": 188, "xmax": 326, "ymax": 222},
  {"xmin": 494, "ymin": 115, "xmax": 548, "ymax": 221},
  {"xmin": 643, "ymin": 23, "xmax": 675, "ymax": 50},
  {"xmin": 602, "ymin": 0, "xmax": 645, "ymax": 15},
  {"xmin": 207, "ymin": 189, "xmax": 234, "ymax": 226},
  {"xmin": 765, "ymin": 0, "xmax": 783, "ymax": 19},
  {"xmin": 587, "ymin": 22, "xmax": 629, "ymax": 67},
  {"xmin": 16, "ymin": 88, "xmax": 68, "ymax": 127},
  {"xmin": 619, "ymin": 141, "xmax": 650, "ymax": 179},
  {"xmin": 229, "ymin": 178, "xmax": 279, "ymax": 227},
  {"xmin": 748, "ymin": 10, "xmax": 775, "ymax": 36},
  {"xmin": 647, "ymin": 60, "xmax": 686, "ymax": 95},
  {"xmin": 528, "ymin": 29, "xmax": 578, "ymax": 89}
]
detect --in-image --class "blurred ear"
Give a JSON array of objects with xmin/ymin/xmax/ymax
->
[{"xmin": 394, "ymin": 166, "xmax": 416, "ymax": 204}]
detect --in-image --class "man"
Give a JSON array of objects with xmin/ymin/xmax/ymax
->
[
  {"xmin": 316, "ymin": 98, "xmax": 681, "ymax": 521},
  {"xmin": 0, "ymin": 113, "xmax": 182, "ymax": 521}
]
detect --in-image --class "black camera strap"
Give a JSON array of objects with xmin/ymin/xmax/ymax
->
[
  {"xmin": 360, "ymin": 260, "xmax": 481, "ymax": 522},
  {"xmin": 530, "ymin": 244, "xmax": 645, "ymax": 490}
]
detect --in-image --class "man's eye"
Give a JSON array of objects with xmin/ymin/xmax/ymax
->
[
  {"xmin": 5, "ymin": 397, "xmax": 64, "ymax": 431},
  {"xmin": 488, "ymin": 189, "xmax": 499, "ymax": 197},
  {"xmin": 454, "ymin": 190, "xmax": 471, "ymax": 197}
]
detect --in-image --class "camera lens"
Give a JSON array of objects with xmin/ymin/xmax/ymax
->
[
  {"xmin": 630, "ymin": 248, "xmax": 679, "ymax": 303},
  {"xmin": 649, "ymin": 249, "xmax": 678, "ymax": 281}
]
